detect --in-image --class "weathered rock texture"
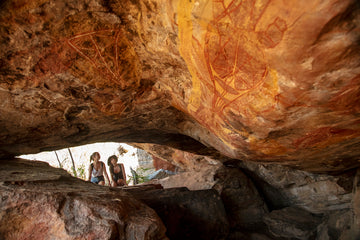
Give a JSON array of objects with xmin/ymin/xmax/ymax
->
[
  {"xmin": 238, "ymin": 161, "xmax": 354, "ymax": 214},
  {"xmin": 125, "ymin": 186, "xmax": 229, "ymax": 240},
  {"xmin": 138, "ymin": 144, "xmax": 359, "ymax": 239},
  {"xmin": 0, "ymin": 158, "xmax": 168, "ymax": 240},
  {"xmin": 134, "ymin": 142, "xmax": 222, "ymax": 190},
  {"xmin": 263, "ymin": 207, "xmax": 322, "ymax": 239},
  {"xmin": 0, "ymin": 0, "xmax": 360, "ymax": 173},
  {"xmin": 1, "ymin": 0, "xmax": 360, "ymax": 238},
  {"xmin": 213, "ymin": 166, "xmax": 268, "ymax": 232}
]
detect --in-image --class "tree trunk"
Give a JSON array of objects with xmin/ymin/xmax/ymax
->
[
  {"xmin": 68, "ymin": 148, "xmax": 77, "ymax": 177},
  {"xmin": 54, "ymin": 151, "xmax": 62, "ymax": 168}
]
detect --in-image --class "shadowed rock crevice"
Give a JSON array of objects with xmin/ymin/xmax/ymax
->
[
  {"xmin": 125, "ymin": 187, "xmax": 229, "ymax": 240},
  {"xmin": 140, "ymin": 144, "xmax": 360, "ymax": 239}
]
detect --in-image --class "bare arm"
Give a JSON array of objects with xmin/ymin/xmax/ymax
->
[
  {"xmin": 88, "ymin": 164, "xmax": 92, "ymax": 181},
  {"xmin": 121, "ymin": 164, "xmax": 127, "ymax": 184},
  {"xmin": 109, "ymin": 167, "xmax": 115, "ymax": 184},
  {"xmin": 102, "ymin": 162, "xmax": 110, "ymax": 185}
]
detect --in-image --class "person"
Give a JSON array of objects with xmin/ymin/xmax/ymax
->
[
  {"xmin": 88, "ymin": 152, "xmax": 110, "ymax": 186},
  {"xmin": 107, "ymin": 155, "xmax": 127, "ymax": 187}
]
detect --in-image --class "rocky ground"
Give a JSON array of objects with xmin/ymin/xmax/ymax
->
[{"xmin": 1, "ymin": 155, "xmax": 359, "ymax": 239}]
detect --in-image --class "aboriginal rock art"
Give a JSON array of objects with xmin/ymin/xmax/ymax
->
[
  {"xmin": 293, "ymin": 127, "xmax": 359, "ymax": 150},
  {"xmin": 329, "ymin": 74, "xmax": 360, "ymax": 115},
  {"xmin": 91, "ymin": 92, "xmax": 126, "ymax": 116},
  {"xmin": 205, "ymin": 0, "xmax": 271, "ymax": 112},
  {"xmin": 67, "ymin": 29, "xmax": 140, "ymax": 90},
  {"xmin": 178, "ymin": 0, "xmax": 287, "ymax": 129},
  {"xmin": 66, "ymin": 29, "xmax": 141, "ymax": 116}
]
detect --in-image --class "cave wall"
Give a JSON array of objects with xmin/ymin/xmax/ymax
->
[
  {"xmin": 0, "ymin": 0, "xmax": 359, "ymax": 173},
  {"xmin": 1, "ymin": 1, "xmax": 360, "ymax": 238},
  {"xmin": 1, "ymin": 147, "xmax": 359, "ymax": 239},
  {"xmin": 139, "ymin": 143, "xmax": 360, "ymax": 239}
]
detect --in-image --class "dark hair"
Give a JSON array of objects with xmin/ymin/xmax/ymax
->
[
  {"xmin": 107, "ymin": 155, "xmax": 118, "ymax": 166},
  {"xmin": 90, "ymin": 152, "xmax": 100, "ymax": 162}
]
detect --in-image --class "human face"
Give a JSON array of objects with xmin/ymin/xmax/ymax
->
[
  {"xmin": 111, "ymin": 158, "xmax": 117, "ymax": 166},
  {"xmin": 93, "ymin": 153, "xmax": 100, "ymax": 161}
]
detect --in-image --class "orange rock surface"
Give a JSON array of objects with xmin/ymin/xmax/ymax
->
[{"xmin": 0, "ymin": 0, "xmax": 359, "ymax": 172}]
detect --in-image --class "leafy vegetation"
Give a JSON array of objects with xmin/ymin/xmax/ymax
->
[{"xmin": 127, "ymin": 167, "xmax": 152, "ymax": 185}]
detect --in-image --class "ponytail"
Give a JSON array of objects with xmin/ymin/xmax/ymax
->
[{"xmin": 90, "ymin": 152, "xmax": 100, "ymax": 162}]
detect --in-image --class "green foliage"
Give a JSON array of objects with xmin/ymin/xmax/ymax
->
[
  {"xmin": 68, "ymin": 164, "xmax": 86, "ymax": 180},
  {"xmin": 70, "ymin": 166, "xmax": 77, "ymax": 177},
  {"xmin": 76, "ymin": 164, "xmax": 86, "ymax": 180},
  {"xmin": 126, "ymin": 175, "xmax": 132, "ymax": 185},
  {"xmin": 127, "ymin": 167, "xmax": 151, "ymax": 185}
]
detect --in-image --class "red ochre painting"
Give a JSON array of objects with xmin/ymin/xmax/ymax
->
[
  {"xmin": 178, "ymin": 0, "xmax": 287, "ymax": 152},
  {"xmin": 177, "ymin": 0, "xmax": 359, "ymax": 157},
  {"xmin": 66, "ymin": 29, "xmax": 141, "ymax": 116},
  {"xmin": 203, "ymin": 1, "xmax": 287, "ymax": 113},
  {"xmin": 67, "ymin": 29, "xmax": 140, "ymax": 90},
  {"xmin": 179, "ymin": 0, "xmax": 288, "ymax": 115},
  {"xmin": 67, "ymin": 30, "xmax": 125, "ymax": 86}
]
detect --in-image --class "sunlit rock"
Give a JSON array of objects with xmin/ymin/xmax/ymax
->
[
  {"xmin": 0, "ymin": 159, "xmax": 167, "ymax": 240},
  {"xmin": 1, "ymin": 0, "xmax": 360, "ymax": 238},
  {"xmin": 0, "ymin": 0, "xmax": 359, "ymax": 173}
]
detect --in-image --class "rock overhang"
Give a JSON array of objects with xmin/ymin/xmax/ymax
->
[{"xmin": 0, "ymin": 0, "xmax": 359, "ymax": 173}]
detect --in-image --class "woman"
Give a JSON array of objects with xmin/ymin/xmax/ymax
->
[
  {"xmin": 88, "ymin": 152, "xmax": 110, "ymax": 186},
  {"xmin": 107, "ymin": 155, "xmax": 127, "ymax": 187}
]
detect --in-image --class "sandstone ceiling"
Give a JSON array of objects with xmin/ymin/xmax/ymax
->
[{"xmin": 0, "ymin": 0, "xmax": 359, "ymax": 173}]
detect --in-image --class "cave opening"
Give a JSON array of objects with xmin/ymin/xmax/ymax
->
[
  {"xmin": 6, "ymin": 141, "xmax": 359, "ymax": 240},
  {"xmin": 17, "ymin": 142, "xmax": 179, "ymax": 186}
]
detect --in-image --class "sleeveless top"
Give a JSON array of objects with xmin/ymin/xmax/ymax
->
[
  {"xmin": 111, "ymin": 164, "xmax": 124, "ymax": 180},
  {"xmin": 91, "ymin": 162, "xmax": 104, "ymax": 178}
]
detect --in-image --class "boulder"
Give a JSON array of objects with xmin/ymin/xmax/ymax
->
[
  {"xmin": 0, "ymin": 158, "xmax": 167, "ymax": 240},
  {"xmin": 239, "ymin": 161, "xmax": 354, "ymax": 214},
  {"xmin": 125, "ymin": 186, "xmax": 229, "ymax": 240},
  {"xmin": 263, "ymin": 207, "xmax": 322, "ymax": 240},
  {"xmin": 316, "ymin": 210, "xmax": 353, "ymax": 240},
  {"xmin": 213, "ymin": 166, "xmax": 268, "ymax": 232},
  {"xmin": 136, "ymin": 145, "xmax": 359, "ymax": 238}
]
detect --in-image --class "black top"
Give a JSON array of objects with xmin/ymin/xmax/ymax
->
[{"xmin": 110, "ymin": 164, "xmax": 124, "ymax": 181}]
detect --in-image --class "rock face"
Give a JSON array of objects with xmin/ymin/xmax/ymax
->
[
  {"xmin": 0, "ymin": 0, "xmax": 359, "ymax": 173},
  {"xmin": 126, "ymin": 186, "xmax": 229, "ymax": 240},
  {"xmin": 213, "ymin": 166, "xmax": 268, "ymax": 232},
  {"xmin": 135, "ymin": 142, "xmax": 222, "ymax": 190},
  {"xmin": 136, "ymin": 144, "xmax": 359, "ymax": 239},
  {"xmin": 0, "ymin": 158, "xmax": 231, "ymax": 240},
  {"xmin": 238, "ymin": 161, "xmax": 354, "ymax": 214},
  {"xmin": 0, "ymin": 158, "xmax": 168, "ymax": 240},
  {"xmin": 263, "ymin": 207, "xmax": 322, "ymax": 239},
  {"xmin": 1, "ymin": 0, "xmax": 360, "ymax": 238},
  {"xmin": 1, "ymin": 150, "xmax": 359, "ymax": 239}
]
